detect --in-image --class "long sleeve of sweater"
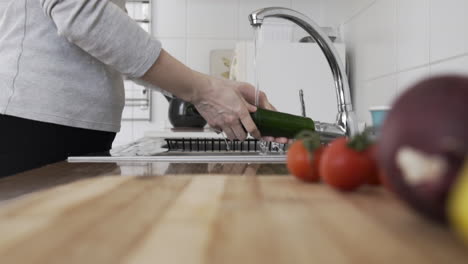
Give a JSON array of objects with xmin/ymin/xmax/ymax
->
[{"xmin": 39, "ymin": 0, "xmax": 162, "ymax": 78}]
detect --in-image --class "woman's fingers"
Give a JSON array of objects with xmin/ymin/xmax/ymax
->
[
  {"xmin": 222, "ymin": 126, "xmax": 237, "ymax": 141},
  {"xmin": 211, "ymin": 127, "xmax": 224, "ymax": 135},
  {"xmin": 241, "ymin": 99, "xmax": 260, "ymax": 139},
  {"xmin": 240, "ymin": 109, "xmax": 260, "ymax": 139},
  {"xmin": 274, "ymin": 137, "xmax": 289, "ymax": 144},
  {"xmin": 246, "ymin": 103, "xmax": 257, "ymax": 113},
  {"xmin": 266, "ymin": 102, "xmax": 277, "ymax": 111},
  {"xmin": 256, "ymin": 91, "xmax": 276, "ymax": 111},
  {"xmin": 232, "ymin": 121, "xmax": 248, "ymax": 141}
]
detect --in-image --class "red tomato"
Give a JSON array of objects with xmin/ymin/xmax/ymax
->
[
  {"xmin": 319, "ymin": 137, "xmax": 374, "ymax": 191},
  {"xmin": 287, "ymin": 140, "xmax": 325, "ymax": 182},
  {"xmin": 365, "ymin": 144, "xmax": 381, "ymax": 185}
]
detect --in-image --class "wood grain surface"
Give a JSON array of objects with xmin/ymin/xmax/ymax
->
[
  {"xmin": 0, "ymin": 162, "xmax": 287, "ymax": 202},
  {"xmin": 0, "ymin": 173, "xmax": 467, "ymax": 264}
]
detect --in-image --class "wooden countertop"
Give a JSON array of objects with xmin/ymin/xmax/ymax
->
[{"xmin": 0, "ymin": 161, "xmax": 467, "ymax": 263}]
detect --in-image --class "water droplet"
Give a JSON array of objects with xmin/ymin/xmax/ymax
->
[
  {"xmin": 222, "ymin": 137, "xmax": 231, "ymax": 151},
  {"xmin": 259, "ymin": 139, "xmax": 269, "ymax": 155}
]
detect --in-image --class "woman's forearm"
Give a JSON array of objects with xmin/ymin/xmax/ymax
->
[{"xmin": 141, "ymin": 49, "xmax": 210, "ymax": 103}]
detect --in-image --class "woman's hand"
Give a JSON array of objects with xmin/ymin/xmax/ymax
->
[
  {"xmin": 234, "ymin": 83, "xmax": 290, "ymax": 144},
  {"xmin": 191, "ymin": 74, "xmax": 260, "ymax": 141},
  {"xmin": 192, "ymin": 74, "xmax": 290, "ymax": 143}
]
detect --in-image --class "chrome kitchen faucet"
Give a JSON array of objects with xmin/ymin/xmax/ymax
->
[{"xmin": 249, "ymin": 7, "xmax": 358, "ymax": 140}]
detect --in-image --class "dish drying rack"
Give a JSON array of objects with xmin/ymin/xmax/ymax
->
[{"xmin": 163, "ymin": 138, "xmax": 288, "ymax": 153}]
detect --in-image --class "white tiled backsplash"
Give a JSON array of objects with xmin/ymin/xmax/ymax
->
[
  {"xmin": 341, "ymin": 0, "xmax": 468, "ymax": 125},
  {"xmin": 152, "ymin": 0, "xmax": 326, "ymax": 70}
]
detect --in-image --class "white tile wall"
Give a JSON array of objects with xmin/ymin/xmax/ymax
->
[
  {"xmin": 341, "ymin": 0, "xmax": 468, "ymax": 125},
  {"xmin": 362, "ymin": 0, "xmax": 397, "ymax": 80},
  {"xmin": 362, "ymin": 75, "xmax": 397, "ymax": 124},
  {"xmin": 430, "ymin": 0, "xmax": 468, "ymax": 62},
  {"xmin": 187, "ymin": 0, "xmax": 239, "ymax": 39},
  {"xmin": 153, "ymin": 0, "xmax": 186, "ymax": 38},
  {"xmin": 430, "ymin": 55, "xmax": 468, "ymax": 76},
  {"xmin": 291, "ymin": 0, "xmax": 322, "ymax": 41},
  {"xmin": 238, "ymin": 0, "xmax": 292, "ymax": 40},
  {"xmin": 0, "ymin": 3, "xmax": 6, "ymax": 16},
  {"xmin": 153, "ymin": 0, "xmax": 336, "ymax": 76},
  {"xmin": 397, "ymin": 0, "xmax": 430, "ymax": 71},
  {"xmin": 321, "ymin": 0, "xmax": 374, "ymax": 27},
  {"xmin": 397, "ymin": 66, "xmax": 430, "ymax": 93}
]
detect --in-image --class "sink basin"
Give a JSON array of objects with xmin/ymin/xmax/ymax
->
[
  {"xmin": 68, "ymin": 152, "xmax": 286, "ymax": 163},
  {"xmin": 68, "ymin": 137, "xmax": 287, "ymax": 163}
]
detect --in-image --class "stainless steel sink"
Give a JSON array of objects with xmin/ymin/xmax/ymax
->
[{"xmin": 68, "ymin": 137, "xmax": 287, "ymax": 163}]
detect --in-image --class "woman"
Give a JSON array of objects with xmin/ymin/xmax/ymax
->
[{"xmin": 0, "ymin": 0, "xmax": 285, "ymax": 177}]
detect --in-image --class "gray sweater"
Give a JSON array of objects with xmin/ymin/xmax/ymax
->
[{"xmin": 0, "ymin": 0, "xmax": 162, "ymax": 132}]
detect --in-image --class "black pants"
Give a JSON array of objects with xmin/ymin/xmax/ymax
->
[{"xmin": 0, "ymin": 114, "xmax": 116, "ymax": 178}]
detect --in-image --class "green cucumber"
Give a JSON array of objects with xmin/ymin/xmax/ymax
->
[{"xmin": 250, "ymin": 108, "xmax": 315, "ymax": 138}]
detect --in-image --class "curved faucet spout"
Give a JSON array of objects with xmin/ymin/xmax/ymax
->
[{"xmin": 249, "ymin": 7, "xmax": 357, "ymax": 139}]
